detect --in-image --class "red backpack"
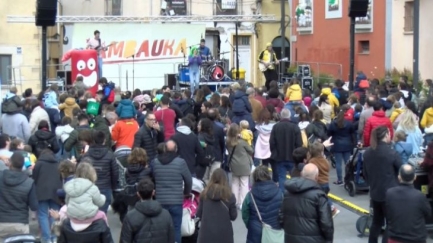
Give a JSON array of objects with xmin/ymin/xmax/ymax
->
[{"xmin": 107, "ymin": 82, "xmax": 116, "ymax": 103}]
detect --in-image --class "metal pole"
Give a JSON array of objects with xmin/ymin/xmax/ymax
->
[
  {"xmin": 41, "ymin": 26, "xmax": 48, "ymax": 91},
  {"xmin": 413, "ymin": 0, "xmax": 420, "ymax": 88},
  {"xmin": 349, "ymin": 17, "xmax": 355, "ymax": 91},
  {"xmin": 280, "ymin": 0, "xmax": 286, "ymax": 81},
  {"xmin": 235, "ymin": 22, "xmax": 240, "ymax": 80}
]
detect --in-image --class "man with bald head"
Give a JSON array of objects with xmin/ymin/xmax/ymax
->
[
  {"xmin": 246, "ymin": 87, "xmax": 263, "ymax": 122},
  {"xmin": 280, "ymin": 163, "xmax": 334, "ymax": 243},
  {"xmin": 386, "ymin": 164, "xmax": 431, "ymax": 243},
  {"xmin": 152, "ymin": 140, "xmax": 192, "ymax": 243}
]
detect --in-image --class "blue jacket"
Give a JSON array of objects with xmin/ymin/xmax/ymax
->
[
  {"xmin": 188, "ymin": 56, "xmax": 202, "ymax": 71},
  {"xmin": 394, "ymin": 141, "xmax": 413, "ymax": 164},
  {"xmin": 45, "ymin": 107, "xmax": 61, "ymax": 134},
  {"xmin": 396, "ymin": 127, "xmax": 423, "ymax": 155},
  {"xmin": 116, "ymin": 99, "xmax": 136, "ymax": 119},
  {"xmin": 199, "ymin": 46, "xmax": 211, "ymax": 58},
  {"xmin": 231, "ymin": 91, "xmax": 255, "ymax": 130},
  {"xmin": 43, "ymin": 91, "xmax": 58, "ymax": 108},
  {"xmin": 354, "ymin": 73, "xmax": 367, "ymax": 92},
  {"xmin": 328, "ymin": 120, "xmax": 356, "ymax": 153},
  {"xmin": 242, "ymin": 181, "xmax": 283, "ymax": 243}
]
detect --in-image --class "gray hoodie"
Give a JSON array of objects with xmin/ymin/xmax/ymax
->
[{"xmin": 64, "ymin": 178, "xmax": 106, "ymax": 220}]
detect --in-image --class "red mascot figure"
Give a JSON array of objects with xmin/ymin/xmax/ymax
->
[{"xmin": 62, "ymin": 49, "xmax": 99, "ymax": 96}]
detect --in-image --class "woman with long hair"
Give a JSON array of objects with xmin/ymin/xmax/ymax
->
[
  {"xmin": 218, "ymin": 95, "xmax": 233, "ymax": 124},
  {"xmin": 363, "ymin": 126, "xmax": 402, "ymax": 243},
  {"xmin": 197, "ymin": 168, "xmax": 237, "ymax": 243},
  {"xmin": 194, "ymin": 89, "xmax": 206, "ymax": 119},
  {"xmin": 198, "ymin": 118, "xmax": 219, "ymax": 181},
  {"xmin": 226, "ymin": 123, "xmax": 253, "ymax": 209},
  {"xmin": 318, "ymin": 95, "xmax": 334, "ymax": 124},
  {"xmin": 396, "ymin": 110, "xmax": 423, "ymax": 155},
  {"xmin": 209, "ymin": 93, "xmax": 221, "ymax": 108},
  {"xmin": 254, "ymin": 108, "xmax": 278, "ymax": 180},
  {"xmin": 305, "ymin": 109, "xmax": 328, "ymax": 143},
  {"xmin": 242, "ymin": 166, "xmax": 282, "ymax": 243},
  {"xmin": 328, "ymin": 107, "xmax": 356, "ymax": 185}
]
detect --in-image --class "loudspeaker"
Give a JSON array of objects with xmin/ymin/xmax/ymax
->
[
  {"xmin": 164, "ymin": 73, "xmax": 178, "ymax": 90},
  {"xmin": 301, "ymin": 77, "xmax": 313, "ymax": 90},
  {"xmin": 36, "ymin": 0, "xmax": 58, "ymax": 26},
  {"xmin": 349, "ymin": 0, "xmax": 369, "ymax": 18},
  {"xmin": 297, "ymin": 65, "xmax": 311, "ymax": 77}
]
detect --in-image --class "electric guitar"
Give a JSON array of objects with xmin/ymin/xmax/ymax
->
[
  {"xmin": 259, "ymin": 57, "xmax": 288, "ymax": 72},
  {"xmin": 90, "ymin": 41, "xmax": 118, "ymax": 51}
]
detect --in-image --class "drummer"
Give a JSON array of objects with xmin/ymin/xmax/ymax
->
[{"xmin": 198, "ymin": 39, "xmax": 212, "ymax": 60}]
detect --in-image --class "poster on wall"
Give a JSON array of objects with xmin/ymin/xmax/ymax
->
[
  {"xmin": 295, "ymin": 0, "xmax": 313, "ymax": 33},
  {"xmin": 355, "ymin": 0, "xmax": 373, "ymax": 30},
  {"xmin": 325, "ymin": 0, "xmax": 342, "ymax": 19}
]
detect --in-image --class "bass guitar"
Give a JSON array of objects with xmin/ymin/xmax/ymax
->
[{"xmin": 258, "ymin": 57, "xmax": 288, "ymax": 72}]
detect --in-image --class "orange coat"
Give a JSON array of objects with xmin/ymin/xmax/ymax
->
[{"xmin": 111, "ymin": 119, "xmax": 139, "ymax": 149}]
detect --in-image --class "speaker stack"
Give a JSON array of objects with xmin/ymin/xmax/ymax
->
[
  {"xmin": 349, "ymin": 0, "xmax": 369, "ymax": 18},
  {"xmin": 36, "ymin": 0, "xmax": 58, "ymax": 26},
  {"xmin": 297, "ymin": 65, "xmax": 313, "ymax": 90}
]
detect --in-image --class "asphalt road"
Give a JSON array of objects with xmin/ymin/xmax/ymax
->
[{"xmin": 28, "ymin": 166, "xmax": 433, "ymax": 242}]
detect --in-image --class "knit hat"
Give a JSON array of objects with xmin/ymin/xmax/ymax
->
[{"xmin": 303, "ymin": 96, "xmax": 312, "ymax": 107}]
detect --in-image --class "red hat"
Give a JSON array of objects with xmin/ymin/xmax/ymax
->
[{"xmin": 303, "ymin": 96, "xmax": 312, "ymax": 107}]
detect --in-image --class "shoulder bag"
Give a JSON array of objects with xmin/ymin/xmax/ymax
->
[
  {"xmin": 250, "ymin": 193, "xmax": 284, "ymax": 243},
  {"xmin": 222, "ymin": 145, "xmax": 236, "ymax": 172}
]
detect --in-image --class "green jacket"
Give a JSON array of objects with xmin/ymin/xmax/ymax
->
[
  {"xmin": 64, "ymin": 125, "xmax": 90, "ymax": 159},
  {"xmin": 92, "ymin": 115, "xmax": 112, "ymax": 148}
]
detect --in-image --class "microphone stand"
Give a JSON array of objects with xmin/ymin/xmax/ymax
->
[
  {"xmin": 127, "ymin": 54, "xmax": 135, "ymax": 89},
  {"xmin": 181, "ymin": 47, "xmax": 186, "ymax": 65}
]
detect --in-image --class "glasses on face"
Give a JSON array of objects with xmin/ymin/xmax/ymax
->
[{"xmin": 147, "ymin": 118, "xmax": 156, "ymax": 121}]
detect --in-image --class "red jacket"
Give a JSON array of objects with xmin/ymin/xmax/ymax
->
[
  {"xmin": 344, "ymin": 108, "xmax": 354, "ymax": 122},
  {"xmin": 111, "ymin": 119, "xmax": 139, "ymax": 149},
  {"xmin": 363, "ymin": 110, "xmax": 394, "ymax": 147}
]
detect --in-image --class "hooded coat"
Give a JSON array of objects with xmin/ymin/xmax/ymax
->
[
  {"xmin": 279, "ymin": 177, "xmax": 334, "ymax": 243},
  {"xmin": 2, "ymin": 92, "xmax": 23, "ymax": 114},
  {"xmin": 58, "ymin": 219, "xmax": 114, "ymax": 243},
  {"xmin": 81, "ymin": 145, "xmax": 119, "ymax": 190},
  {"xmin": 421, "ymin": 107, "xmax": 433, "ymax": 129},
  {"xmin": 231, "ymin": 91, "xmax": 255, "ymax": 130},
  {"xmin": 59, "ymin": 97, "xmax": 80, "ymax": 118},
  {"xmin": 196, "ymin": 190, "xmax": 237, "ymax": 243},
  {"xmin": 285, "ymin": 84, "xmax": 303, "ymax": 101},
  {"xmin": 28, "ymin": 129, "xmax": 60, "ymax": 158},
  {"xmin": 363, "ymin": 110, "xmax": 394, "ymax": 147},
  {"xmin": 116, "ymin": 99, "xmax": 137, "ymax": 119},
  {"xmin": 120, "ymin": 200, "xmax": 175, "ymax": 243},
  {"xmin": 64, "ymin": 178, "xmax": 106, "ymax": 220},
  {"xmin": 254, "ymin": 122, "xmax": 276, "ymax": 159},
  {"xmin": 393, "ymin": 141, "xmax": 413, "ymax": 164},
  {"xmin": 32, "ymin": 152, "xmax": 63, "ymax": 202}
]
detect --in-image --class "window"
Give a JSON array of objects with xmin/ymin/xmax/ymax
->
[
  {"xmin": 216, "ymin": 0, "xmax": 237, "ymax": 15},
  {"xmin": 105, "ymin": 0, "xmax": 122, "ymax": 16},
  {"xmin": 404, "ymin": 1, "xmax": 414, "ymax": 32},
  {"xmin": 358, "ymin": 40, "xmax": 370, "ymax": 54},
  {"xmin": 234, "ymin": 36, "xmax": 250, "ymax": 46},
  {"xmin": 161, "ymin": 0, "xmax": 188, "ymax": 16},
  {"xmin": 0, "ymin": 55, "xmax": 12, "ymax": 85}
]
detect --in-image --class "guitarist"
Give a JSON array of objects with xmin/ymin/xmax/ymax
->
[
  {"xmin": 258, "ymin": 42, "xmax": 279, "ymax": 90},
  {"xmin": 86, "ymin": 30, "xmax": 107, "ymax": 79}
]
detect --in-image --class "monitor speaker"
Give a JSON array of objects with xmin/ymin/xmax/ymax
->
[
  {"xmin": 36, "ymin": 0, "xmax": 57, "ymax": 26},
  {"xmin": 349, "ymin": 0, "xmax": 369, "ymax": 18},
  {"xmin": 165, "ymin": 73, "xmax": 178, "ymax": 90}
]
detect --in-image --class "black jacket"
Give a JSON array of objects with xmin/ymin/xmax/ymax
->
[
  {"xmin": 28, "ymin": 129, "xmax": 60, "ymax": 158},
  {"xmin": 270, "ymin": 119, "xmax": 303, "ymax": 162},
  {"xmin": 32, "ymin": 152, "xmax": 63, "ymax": 202},
  {"xmin": 82, "ymin": 145, "xmax": 119, "ymax": 190},
  {"xmin": 125, "ymin": 164, "xmax": 152, "ymax": 185},
  {"xmin": 336, "ymin": 87, "xmax": 349, "ymax": 106},
  {"xmin": 120, "ymin": 200, "xmax": 175, "ymax": 243},
  {"xmin": 212, "ymin": 121, "xmax": 225, "ymax": 162},
  {"xmin": 133, "ymin": 125, "xmax": 164, "ymax": 162},
  {"xmin": 386, "ymin": 184, "xmax": 432, "ymax": 243},
  {"xmin": 0, "ymin": 170, "xmax": 37, "ymax": 224},
  {"xmin": 306, "ymin": 120, "xmax": 328, "ymax": 142},
  {"xmin": 58, "ymin": 219, "xmax": 114, "ymax": 243},
  {"xmin": 363, "ymin": 142, "xmax": 402, "ymax": 202},
  {"xmin": 171, "ymin": 126, "xmax": 204, "ymax": 177},
  {"xmin": 64, "ymin": 125, "xmax": 90, "ymax": 158},
  {"xmin": 92, "ymin": 116, "xmax": 113, "ymax": 148},
  {"xmin": 279, "ymin": 177, "xmax": 334, "ymax": 243}
]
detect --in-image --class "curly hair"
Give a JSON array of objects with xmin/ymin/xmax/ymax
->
[{"xmin": 127, "ymin": 147, "xmax": 149, "ymax": 166}]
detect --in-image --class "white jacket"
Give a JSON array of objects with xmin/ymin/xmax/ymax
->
[
  {"xmin": 55, "ymin": 125, "xmax": 74, "ymax": 143},
  {"xmin": 29, "ymin": 106, "xmax": 51, "ymax": 135}
]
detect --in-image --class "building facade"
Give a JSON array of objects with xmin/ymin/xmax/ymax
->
[
  {"xmin": 290, "ymin": 0, "xmax": 388, "ymax": 81},
  {"xmin": 391, "ymin": 0, "xmax": 433, "ymax": 81}
]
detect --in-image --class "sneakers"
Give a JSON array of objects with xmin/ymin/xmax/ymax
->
[
  {"xmin": 332, "ymin": 207, "xmax": 340, "ymax": 218},
  {"xmin": 333, "ymin": 181, "xmax": 343, "ymax": 186}
]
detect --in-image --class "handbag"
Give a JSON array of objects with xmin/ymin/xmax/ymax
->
[
  {"xmin": 250, "ymin": 193, "xmax": 284, "ymax": 243},
  {"xmin": 181, "ymin": 207, "xmax": 195, "ymax": 237},
  {"xmin": 222, "ymin": 146, "xmax": 236, "ymax": 172}
]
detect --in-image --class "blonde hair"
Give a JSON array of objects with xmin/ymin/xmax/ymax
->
[
  {"xmin": 240, "ymin": 120, "xmax": 249, "ymax": 130},
  {"xmin": 398, "ymin": 110, "xmax": 417, "ymax": 132},
  {"xmin": 75, "ymin": 162, "xmax": 97, "ymax": 183},
  {"xmin": 394, "ymin": 130, "xmax": 407, "ymax": 142},
  {"xmin": 393, "ymin": 101, "xmax": 401, "ymax": 109}
]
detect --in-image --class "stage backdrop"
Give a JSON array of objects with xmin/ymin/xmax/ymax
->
[{"xmin": 66, "ymin": 23, "xmax": 205, "ymax": 91}]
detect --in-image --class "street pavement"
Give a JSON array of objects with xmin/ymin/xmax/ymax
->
[{"xmin": 28, "ymin": 166, "xmax": 433, "ymax": 242}]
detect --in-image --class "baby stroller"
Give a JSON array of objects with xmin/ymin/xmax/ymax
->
[
  {"xmin": 4, "ymin": 234, "xmax": 40, "ymax": 243},
  {"xmin": 114, "ymin": 146, "xmax": 132, "ymax": 168},
  {"xmin": 182, "ymin": 178, "xmax": 206, "ymax": 243},
  {"xmin": 111, "ymin": 158, "xmax": 129, "ymax": 222},
  {"xmin": 344, "ymin": 147, "xmax": 369, "ymax": 197}
]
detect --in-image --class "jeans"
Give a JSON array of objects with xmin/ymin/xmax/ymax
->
[
  {"xmin": 189, "ymin": 69, "xmax": 200, "ymax": 95},
  {"xmin": 277, "ymin": 161, "xmax": 294, "ymax": 192},
  {"xmin": 232, "ymin": 175, "xmax": 249, "ymax": 207},
  {"xmin": 162, "ymin": 204, "xmax": 183, "ymax": 243},
  {"xmin": 369, "ymin": 200, "xmax": 388, "ymax": 243},
  {"xmin": 98, "ymin": 56, "xmax": 103, "ymax": 78},
  {"xmin": 320, "ymin": 183, "xmax": 333, "ymax": 209},
  {"xmin": 334, "ymin": 151, "xmax": 351, "ymax": 182},
  {"xmin": 262, "ymin": 158, "xmax": 278, "ymax": 183},
  {"xmin": 99, "ymin": 189, "xmax": 112, "ymax": 214},
  {"xmin": 37, "ymin": 199, "xmax": 60, "ymax": 242}
]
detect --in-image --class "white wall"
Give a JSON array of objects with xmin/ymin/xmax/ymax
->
[{"xmin": 391, "ymin": 0, "xmax": 433, "ymax": 80}]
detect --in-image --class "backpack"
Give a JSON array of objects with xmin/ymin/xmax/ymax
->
[
  {"xmin": 35, "ymin": 140, "xmax": 51, "ymax": 157},
  {"xmin": 202, "ymin": 143, "xmax": 216, "ymax": 166},
  {"xmin": 180, "ymin": 99, "xmax": 195, "ymax": 116},
  {"xmin": 107, "ymin": 82, "xmax": 116, "ymax": 103}
]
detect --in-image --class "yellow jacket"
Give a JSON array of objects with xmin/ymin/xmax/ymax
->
[
  {"xmin": 321, "ymin": 88, "xmax": 340, "ymax": 108},
  {"xmin": 285, "ymin": 84, "xmax": 303, "ymax": 101},
  {"xmin": 421, "ymin": 107, "xmax": 433, "ymax": 128},
  {"xmin": 240, "ymin": 129, "xmax": 253, "ymax": 146},
  {"xmin": 390, "ymin": 108, "xmax": 403, "ymax": 123}
]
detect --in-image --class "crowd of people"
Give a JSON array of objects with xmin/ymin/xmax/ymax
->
[{"xmin": 0, "ymin": 72, "xmax": 432, "ymax": 243}]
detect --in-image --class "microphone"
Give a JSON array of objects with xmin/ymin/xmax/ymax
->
[
  {"xmin": 127, "ymin": 54, "xmax": 135, "ymax": 58},
  {"xmin": 181, "ymin": 46, "xmax": 184, "ymax": 53}
]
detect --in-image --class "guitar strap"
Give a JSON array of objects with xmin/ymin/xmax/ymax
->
[{"xmin": 95, "ymin": 38, "xmax": 101, "ymax": 51}]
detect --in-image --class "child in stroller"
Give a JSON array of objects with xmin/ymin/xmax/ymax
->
[
  {"xmin": 344, "ymin": 147, "xmax": 369, "ymax": 197},
  {"xmin": 181, "ymin": 178, "xmax": 206, "ymax": 243}
]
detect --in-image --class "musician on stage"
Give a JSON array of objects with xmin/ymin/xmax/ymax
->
[
  {"xmin": 258, "ymin": 42, "xmax": 279, "ymax": 90},
  {"xmin": 198, "ymin": 39, "xmax": 212, "ymax": 60},
  {"xmin": 86, "ymin": 30, "xmax": 107, "ymax": 78},
  {"xmin": 188, "ymin": 47, "xmax": 202, "ymax": 94}
]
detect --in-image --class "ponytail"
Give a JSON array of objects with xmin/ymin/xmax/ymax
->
[{"xmin": 370, "ymin": 126, "xmax": 389, "ymax": 149}]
